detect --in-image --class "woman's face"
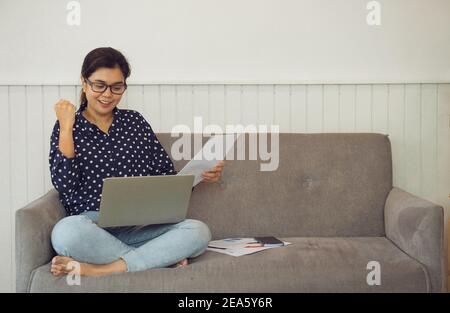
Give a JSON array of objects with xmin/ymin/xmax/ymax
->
[{"xmin": 81, "ymin": 66, "xmax": 125, "ymax": 116}]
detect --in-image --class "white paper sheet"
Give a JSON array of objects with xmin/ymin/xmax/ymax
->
[
  {"xmin": 177, "ymin": 133, "xmax": 239, "ymax": 186},
  {"xmin": 206, "ymin": 237, "xmax": 292, "ymax": 257}
]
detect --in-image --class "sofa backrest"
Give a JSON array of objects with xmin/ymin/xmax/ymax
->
[{"xmin": 157, "ymin": 133, "xmax": 392, "ymax": 239}]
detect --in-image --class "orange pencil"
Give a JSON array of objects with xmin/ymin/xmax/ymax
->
[{"xmin": 245, "ymin": 243, "xmax": 264, "ymax": 248}]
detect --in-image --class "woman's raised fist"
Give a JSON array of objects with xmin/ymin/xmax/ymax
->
[{"xmin": 54, "ymin": 99, "xmax": 76, "ymax": 131}]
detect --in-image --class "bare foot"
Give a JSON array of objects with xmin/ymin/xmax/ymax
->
[
  {"xmin": 51, "ymin": 255, "xmax": 188, "ymax": 275},
  {"xmin": 51, "ymin": 256, "xmax": 79, "ymax": 276},
  {"xmin": 169, "ymin": 259, "xmax": 189, "ymax": 268},
  {"xmin": 51, "ymin": 255, "xmax": 127, "ymax": 277},
  {"xmin": 173, "ymin": 258, "xmax": 189, "ymax": 268}
]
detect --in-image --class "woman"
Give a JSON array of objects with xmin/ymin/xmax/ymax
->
[{"xmin": 49, "ymin": 47, "xmax": 224, "ymax": 277}]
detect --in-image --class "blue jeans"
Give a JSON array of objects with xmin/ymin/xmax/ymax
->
[{"xmin": 51, "ymin": 211, "xmax": 212, "ymax": 272}]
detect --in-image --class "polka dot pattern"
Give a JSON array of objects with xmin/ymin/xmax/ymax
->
[{"xmin": 49, "ymin": 106, "xmax": 177, "ymax": 216}]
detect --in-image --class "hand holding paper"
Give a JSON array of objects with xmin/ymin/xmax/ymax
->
[
  {"xmin": 201, "ymin": 160, "xmax": 225, "ymax": 183},
  {"xmin": 178, "ymin": 134, "xmax": 238, "ymax": 186}
]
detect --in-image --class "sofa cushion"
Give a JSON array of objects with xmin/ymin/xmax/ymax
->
[
  {"xmin": 157, "ymin": 133, "xmax": 392, "ymax": 238},
  {"xmin": 28, "ymin": 237, "xmax": 428, "ymax": 292}
]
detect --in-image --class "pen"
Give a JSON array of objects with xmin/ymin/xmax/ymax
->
[
  {"xmin": 245, "ymin": 243, "xmax": 264, "ymax": 248},
  {"xmin": 207, "ymin": 246, "xmax": 226, "ymax": 250}
]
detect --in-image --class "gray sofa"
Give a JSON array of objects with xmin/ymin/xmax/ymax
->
[{"xmin": 16, "ymin": 133, "xmax": 447, "ymax": 292}]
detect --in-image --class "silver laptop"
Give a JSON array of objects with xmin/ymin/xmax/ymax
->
[{"xmin": 97, "ymin": 174, "xmax": 195, "ymax": 228}]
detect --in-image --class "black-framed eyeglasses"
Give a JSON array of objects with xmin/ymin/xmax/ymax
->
[{"xmin": 84, "ymin": 78, "xmax": 127, "ymax": 95}]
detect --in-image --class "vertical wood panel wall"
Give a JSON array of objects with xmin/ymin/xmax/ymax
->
[{"xmin": 0, "ymin": 83, "xmax": 449, "ymax": 292}]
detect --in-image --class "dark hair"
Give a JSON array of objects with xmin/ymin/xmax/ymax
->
[{"xmin": 79, "ymin": 47, "xmax": 131, "ymax": 110}]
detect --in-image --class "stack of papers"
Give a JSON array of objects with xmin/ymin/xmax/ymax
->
[{"xmin": 206, "ymin": 238, "xmax": 292, "ymax": 257}]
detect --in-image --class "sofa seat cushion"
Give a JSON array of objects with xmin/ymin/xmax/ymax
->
[{"xmin": 28, "ymin": 237, "xmax": 428, "ymax": 292}]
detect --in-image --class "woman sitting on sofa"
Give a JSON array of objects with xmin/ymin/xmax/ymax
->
[{"xmin": 49, "ymin": 47, "xmax": 224, "ymax": 277}]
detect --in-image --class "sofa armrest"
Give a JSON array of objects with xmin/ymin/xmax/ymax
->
[
  {"xmin": 15, "ymin": 189, "xmax": 66, "ymax": 292},
  {"xmin": 384, "ymin": 187, "xmax": 446, "ymax": 293}
]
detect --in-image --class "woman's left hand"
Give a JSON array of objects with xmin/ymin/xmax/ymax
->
[{"xmin": 201, "ymin": 160, "xmax": 225, "ymax": 183}]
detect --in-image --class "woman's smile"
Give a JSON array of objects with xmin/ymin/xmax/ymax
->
[{"xmin": 98, "ymin": 99, "xmax": 113, "ymax": 107}]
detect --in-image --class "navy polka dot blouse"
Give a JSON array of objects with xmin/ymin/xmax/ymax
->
[{"xmin": 49, "ymin": 106, "xmax": 177, "ymax": 216}]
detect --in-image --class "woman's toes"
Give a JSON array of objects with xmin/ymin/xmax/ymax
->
[
  {"xmin": 53, "ymin": 256, "xmax": 73, "ymax": 265},
  {"xmin": 51, "ymin": 265, "xmax": 64, "ymax": 276},
  {"xmin": 51, "ymin": 270, "xmax": 62, "ymax": 276},
  {"xmin": 177, "ymin": 258, "xmax": 189, "ymax": 267},
  {"xmin": 50, "ymin": 256, "xmax": 78, "ymax": 275}
]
